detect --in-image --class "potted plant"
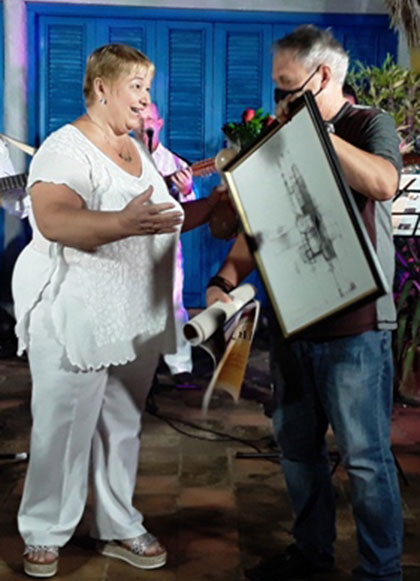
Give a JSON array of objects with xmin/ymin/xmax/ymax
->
[
  {"xmin": 347, "ymin": 55, "xmax": 420, "ymax": 164},
  {"xmin": 393, "ymin": 239, "xmax": 420, "ymax": 404},
  {"xmin": 210, "ymin": 108, "xmax": 275, "ymax": 240},
  {"xmin": 348, "ymin": 57, "xmax": 420, "ymax": 401}
]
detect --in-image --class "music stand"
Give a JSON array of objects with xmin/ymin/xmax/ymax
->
[{"xmin": 392, "ymin": 174, "xmax": 420, "ymax": 238}]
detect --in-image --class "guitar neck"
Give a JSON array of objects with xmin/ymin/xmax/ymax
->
[
  {"xmin": 0, "ymin": 173, "xmax": 28, "ymax": 193},
  {"xmin": 190, "ymin": 157, "xmax": 216, "ymax": 177},
  {"xmin": 162, "ymin": 157, "xmax": 217, "ymax": 187}
]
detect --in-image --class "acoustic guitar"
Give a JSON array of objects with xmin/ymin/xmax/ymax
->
[
  {"xmin": 0, "ymin": 173, "xmax": 28, "ymax": 193},
  {"xmin": 190, "ymin": 157, "xmax": 216, "ymax": 178},
  {"xmin": 163, "ymin": 157, "xmax": 216, "ymax": 187}
]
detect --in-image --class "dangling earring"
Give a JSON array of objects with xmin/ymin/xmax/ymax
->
[{"xmin": 100, "ymin": 97, "xmax": 107, "ymax": 105}]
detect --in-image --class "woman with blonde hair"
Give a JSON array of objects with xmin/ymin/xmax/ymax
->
[{"xmin": 14, "ymin": 43, "xmax": 222, "ymax": 578}]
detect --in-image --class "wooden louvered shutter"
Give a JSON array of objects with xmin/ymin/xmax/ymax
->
[
  {"xmin": 214, "ymin": 23, "xmax": 273, "ymax": 133},
  {"xmin": 341, "ymin": 29, "xmax": 381, "ymax": 66},
  {"xmin": 209, "ymin": 24, "xmax": 274, "ymax": 305},
  {"xmin": 155, "ymin": 22, "xmax": 212, "ymax": 164},
  {"xmin": 153, "ymin": 22, "xmax": 213, "ymax": 307},
  {"xmin": 105, "ymin": 26, "xmax": 147, "ymax": 52},
  {"xmin": 97, "ymin": 20, "xmax": 157, "ymax": 100},
  {"xmin": 97, "ymin": 19, "xmax": 156, "ymax": 58},
  {"xmin": 39, "ymin": 18, "xmax": 94, "ymax": 140}
]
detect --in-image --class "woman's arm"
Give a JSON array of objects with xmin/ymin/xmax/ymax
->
[{"xmin": 31, "ymin": 182, "xmax": 183, "ymax": 251}]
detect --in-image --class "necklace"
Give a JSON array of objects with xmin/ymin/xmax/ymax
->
[{"xmin": 85, "ymin": 113, "xmax": 133, "ymax": 163}]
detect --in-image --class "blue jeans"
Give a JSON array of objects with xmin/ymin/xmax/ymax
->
[{"xmin": 270, "ymin": 330, "xmax": 403, "ymax": 581}]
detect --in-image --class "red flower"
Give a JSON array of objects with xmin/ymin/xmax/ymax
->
[
  {"xmin": 242, "ymin": 108, "xmax": 256, "ymax": 122},
  {"xmin": 264, "ymin": 115, "xmax": 276, "ymax": 127}
]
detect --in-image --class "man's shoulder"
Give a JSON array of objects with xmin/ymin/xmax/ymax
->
[
  {"xmin": 335, "ymin": 103, "xmax": 398, "ymax": 146},
  {"xmin": 340, "ymin": 103, "xmax": 390, "ymax": 124},
  {"xmin": 153, "ymin": 142, "xmax": 187, "ymax": 172}
]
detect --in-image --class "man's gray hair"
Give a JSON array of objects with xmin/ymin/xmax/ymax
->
[{"xmin": 273, "ymin": 25, "xmax": 349, "ymax": 86}]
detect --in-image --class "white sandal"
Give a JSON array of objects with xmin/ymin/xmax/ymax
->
[
  {"xmin": 23, "ymin": 545, "xmax": 59, "ymax": 578},
  {"xmin": 97, "ymin": 532, "xmax": 167, "ymax": 570}
]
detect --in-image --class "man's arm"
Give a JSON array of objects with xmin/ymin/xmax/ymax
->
[
  {"xmin": 206, "ymin": 233, "xmax": 256, "ymax": 305},
  {"xmin": 330, "ymin": 134, "xmax": 399, "ymax": 201}
]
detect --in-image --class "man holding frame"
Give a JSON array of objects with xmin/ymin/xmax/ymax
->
[{"xmin": 207, "ymin": 26, "xmax": 403, "ymax": 581}]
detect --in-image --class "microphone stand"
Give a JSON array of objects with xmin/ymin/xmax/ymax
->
[{"xmin": 146, "ymin": 128, "xmax": 154, "ymax": 154}]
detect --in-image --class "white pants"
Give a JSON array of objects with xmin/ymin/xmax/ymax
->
[
  {"xmin": 163, "ymin": 243, "xmax": 192, "ymax": 375},
  {"xmin": 18, "ymin": 295, "xmax": 160, "ymax": 547}
]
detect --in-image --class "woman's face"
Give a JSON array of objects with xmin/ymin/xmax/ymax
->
[{"xmin": 103, "ymin": 65, "xmax": 153, "ymax": 133}]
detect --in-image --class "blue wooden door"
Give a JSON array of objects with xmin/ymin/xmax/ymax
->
[{"xmin": 154, "ymin": 21, "xmax": 214, "ymax": 306}]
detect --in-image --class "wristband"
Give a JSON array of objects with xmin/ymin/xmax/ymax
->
[
  {"xmin": 324, "ymin": 122, "xmax": 335, "ymax": 134},
  {"xmin": 207, "ymin": 275, "xmax": 235, "ymax": 294}
]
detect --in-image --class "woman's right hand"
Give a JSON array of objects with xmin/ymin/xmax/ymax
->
[{"xmin": 120, "ymin": 186, "xmax": 183, "ymax": 236}]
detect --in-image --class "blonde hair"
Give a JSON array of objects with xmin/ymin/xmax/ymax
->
[{"xmin": 83, "ymin": 44, "xmax": 154, "ymax": 106}]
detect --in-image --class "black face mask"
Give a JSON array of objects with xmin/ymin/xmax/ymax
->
[{"xmin": 274, "ymin": 65, "xmax": 321, "ymax": 104}]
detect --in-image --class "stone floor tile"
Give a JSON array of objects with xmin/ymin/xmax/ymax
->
[
  {"xmin": 0, "ymin": 560, "xmax": 28, "ymax": 580},
  {"xmin": 138, "ymin": 447, "xmax": 180, "ymax": 475},
  {"xmin": 105, "ymin": 560, "xmax": 177, "ymax": 580},
  {"xmin": 180, "ymin": 453, "xmax": 230, "ymax": 488},
  {"xmin": 178, "ymin": 487, "xmax": 235, "ymax": 509},
  {"xmin": 135, "ymin": 493, "xmax": 178, "ymax": 516},
  {"xmin": 175, "ymin": 553, "xmax": 244, "ymax": 581},
  {"xmin": 136, "ymin": 475, "xmax": 181, "ymax": 496}
]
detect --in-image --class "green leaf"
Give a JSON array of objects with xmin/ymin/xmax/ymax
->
[
  {"xmin": 411, "ymin": 294, "xmax": 420, "ymax": 341},
  {"xmin": 402, "ymin": 341, "xmax": 419, "ymax": 382},
  {"xmin": 396, "ymin": 279, "xmax": 413, "ymax": 312},
  {"xmin": 397, "ymin": 312, "xmax": 409, "ymax": 361},
  {"xmin": 347, "ymin": 53, "xmax": 420, "ymax": 153}
]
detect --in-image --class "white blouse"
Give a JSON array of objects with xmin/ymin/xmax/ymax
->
[{"xmin": 12, "ymin": 124, "xmax": 182, "ymax": 371}]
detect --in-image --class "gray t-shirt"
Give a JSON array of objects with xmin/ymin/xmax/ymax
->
[{"xmin": 304, "ymin": 102, "xmax": 401, "ymax": 339}]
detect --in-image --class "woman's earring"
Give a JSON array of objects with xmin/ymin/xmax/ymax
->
[{"xmin": 100, "ymin": 97, "xmax": 107, "ymax": 105}]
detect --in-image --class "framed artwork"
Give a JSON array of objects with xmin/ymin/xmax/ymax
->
[{"xmin": 222, "ymin": 91, "xmax": 388, "ymax": 338}]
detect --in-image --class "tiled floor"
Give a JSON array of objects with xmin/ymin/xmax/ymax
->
[{"xmin": 0, "ymin": 331, "xmax": 420, "ymax": 580}]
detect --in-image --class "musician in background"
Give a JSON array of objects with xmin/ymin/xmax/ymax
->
[
  {"xmin": 134, "ymin": 103, "xmax": 197, "ymax": 389},
  {"xmin": 0, "ymin": 136, "xmax": 28, "ymax": 358},
  {"xmin": 342, "ymin": 81, "xmax": 358, "ymax": 105}
]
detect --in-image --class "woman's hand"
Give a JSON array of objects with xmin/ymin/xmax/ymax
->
[
  {"xmin": 206, "ymin": 286, "xmax": 232, "ymax": 307},
  {"xmin": 120, "ymin": 186, "xmax": 183, "ymax": 235}
]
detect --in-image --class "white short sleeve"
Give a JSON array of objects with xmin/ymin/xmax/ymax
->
[
  {"xmin": 27, "ymin": 125, "xmax": 93, "ymax": 203},
  {"xmin": 0, "ymin": 137, "xmax": 17, "ymax": 177}
]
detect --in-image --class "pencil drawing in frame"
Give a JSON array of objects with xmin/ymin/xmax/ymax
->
[{"xmin": 222, "ymin": 91, "xmax": 388, "ymax": 338}]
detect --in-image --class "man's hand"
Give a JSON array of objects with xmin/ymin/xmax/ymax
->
[
  {"xmin": 207, "ymin": 184, "xmax": 229, "ymax": 208},
  {"xmin": 119, "ymin": 186, "xmax": 183, "ymax": 235},
  {"xmin": 206, "ymin": 286, "xmax": 232, "ymax": 307},
  {"xmin": 207, "ymin": 184, "xmax": 238, "ymax": 240},
  {"xmin": 274, "ymin": 92, "xmax": 302, "ymax": 125},
  {"xmin": 171, "ymin": 168, "xmax": 193, "ymax": 197}
]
